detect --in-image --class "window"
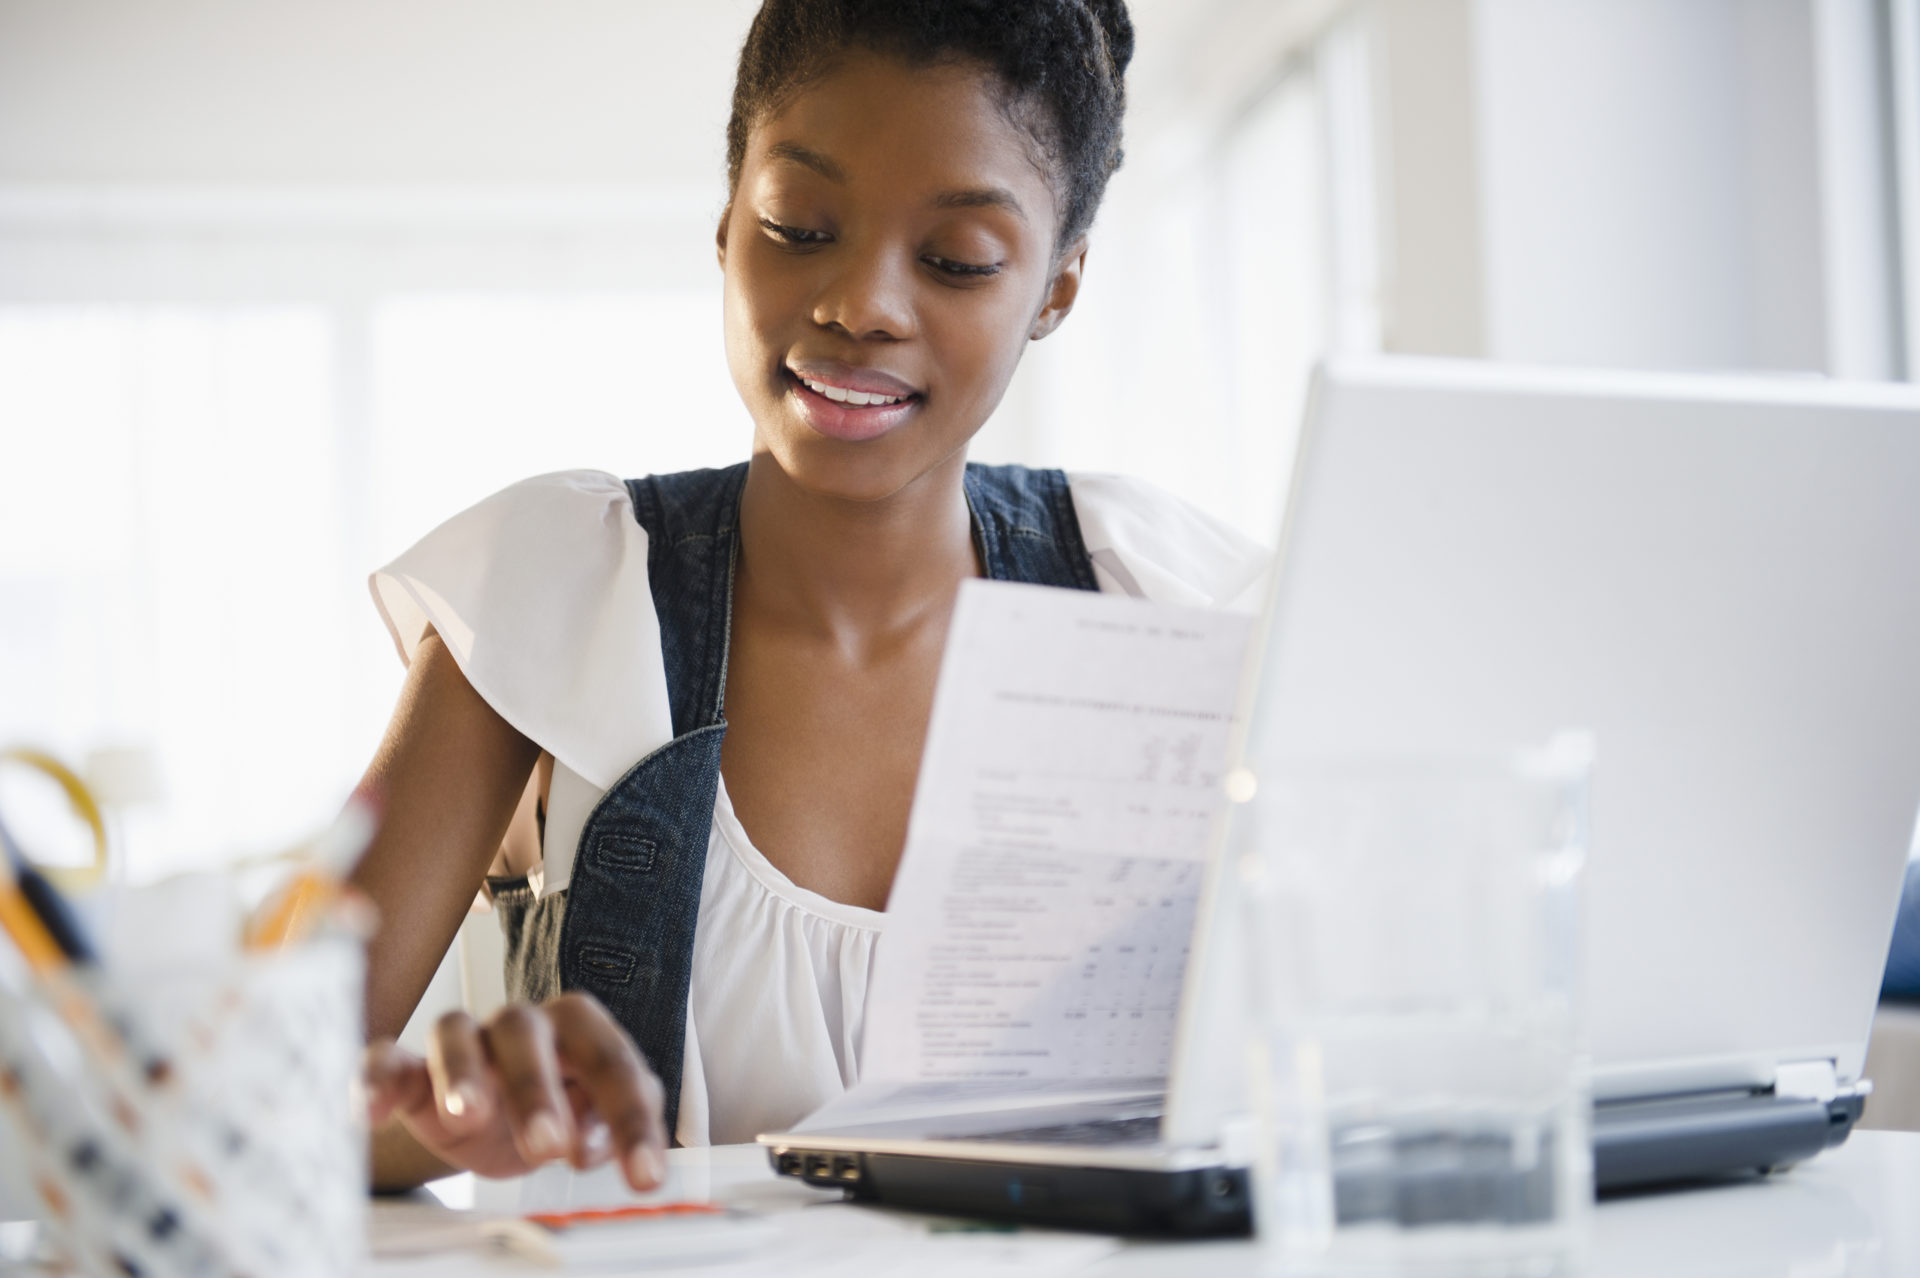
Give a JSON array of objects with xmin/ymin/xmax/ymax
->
[{"xmin": 0, "ymin": 236, "xmax": 742, "ymax": 879}]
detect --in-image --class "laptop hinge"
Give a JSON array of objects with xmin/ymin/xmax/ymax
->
[{"xmin": 1772, "ymin": 1059, "xmax": 1839, "ymax": 1102}]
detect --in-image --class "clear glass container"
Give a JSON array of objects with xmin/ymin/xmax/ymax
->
[{"xmin": 1237, "ymin": 740, "xmax": 1592, "ymax": 1276}]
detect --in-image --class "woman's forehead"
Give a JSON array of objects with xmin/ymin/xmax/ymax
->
[{"xmin": 745, "ymin": 51, "xmax": 1058, "ymax": 217}]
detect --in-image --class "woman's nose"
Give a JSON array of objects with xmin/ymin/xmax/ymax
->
[{"xmin": 811, "ymin": 247, "xmax": 915, "ymax": 342}]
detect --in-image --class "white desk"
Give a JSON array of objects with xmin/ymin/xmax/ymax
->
[{"xmin": 366, "ymin": 1131, "xmax": 1920, "ymax": 1276}]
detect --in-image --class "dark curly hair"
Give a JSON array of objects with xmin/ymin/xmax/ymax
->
[{"xmin": 725, "ymin": 0, "xmax": 1134, "ymax": 251}]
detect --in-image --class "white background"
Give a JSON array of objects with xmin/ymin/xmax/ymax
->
[{"xmin": 0, "ymin": 0, "xmax": 1911, "ymax": 882}]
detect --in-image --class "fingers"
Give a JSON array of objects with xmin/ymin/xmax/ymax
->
[
  {"xmin": 425, "ymin": 1011, "xmax": 493, "ymax": 1136},
  {"xmin": 362, "ymin": 1039, "xmax": 432, "ymax": 1127},
  {"xmin": 548, "ymin": 993, "xmax": 670, "ymax": 1191},
  {"xmin": 566, "ymin": 1081, "xmax": 613, "ymax": 1169},
  {"xmin": 367, "ymin": 997, "xmax": 667, "ymax": 1188},
  {"xmin": 484, "ymin": 1004, "xmax": 575, "ymax": 1168}
]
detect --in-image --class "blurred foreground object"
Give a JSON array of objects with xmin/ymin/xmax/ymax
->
[{"xmin": 1240, "ymin": 742, "xmax": 1592, "ymax": 1275}]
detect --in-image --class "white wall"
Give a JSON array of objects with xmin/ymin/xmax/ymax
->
[
  {"xmin": 1475, "ymin": 0, "xmax": 1830, "ymax": 373},
  {"xmin": 2, "ymin": 0, "xmax": 1904, "ymax": 884},
  {"xmin": 0, "ymin": 0, "xmax": 759, "ymax": 187},
  {"xmin": 1375, "ymin": 0, "xmax": 1484, "ymax": 357},
  {"xmin": 1369, "ymin": 0, "xmax": 1902, "ymax": 379}
]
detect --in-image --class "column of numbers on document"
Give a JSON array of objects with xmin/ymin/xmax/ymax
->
[{"xmin": 1059, "ymin": 855, "xmax": 1199, "ymax": 1078}]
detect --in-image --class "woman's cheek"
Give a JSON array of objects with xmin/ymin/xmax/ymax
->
[{"xmin": 935, "ymin": 316, "xmax": 1025, "ymax": 429}]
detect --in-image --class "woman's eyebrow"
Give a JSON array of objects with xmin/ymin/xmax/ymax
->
[
  {"xmin": 931, "ymin": 187, "xmax": 1027, "ymax": 224},
  {"xmin": 766, "ymin": 141, "xmax": 846, "ymax": 182}
]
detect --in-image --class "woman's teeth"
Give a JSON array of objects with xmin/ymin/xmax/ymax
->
[{"xmin": 798, "ymin": 375, "xmax": 908, "ymax": 407}]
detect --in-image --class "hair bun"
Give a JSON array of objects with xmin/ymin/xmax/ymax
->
[{"xmin": 1080, "ymin": 0, "xmax": 1135, "ymax": 80}]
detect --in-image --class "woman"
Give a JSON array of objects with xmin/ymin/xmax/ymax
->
[{"xmin": 355, "ymin": 0, "xmax": 1265, "ymax": 1191}]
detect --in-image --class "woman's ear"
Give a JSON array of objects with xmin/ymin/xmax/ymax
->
[
  {"xmin": 716, "ymin": 203, "xmax": 733, "ymax": 269},
  {"xmin": 1029, "ymin": 238, "xmax": 1088, "ymax": 341}
]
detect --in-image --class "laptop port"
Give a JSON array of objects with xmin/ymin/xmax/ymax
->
[
  {"xmin": 803, "ymin": 1154, "xmax": 829, "ymax": 1180},
  {"xmin": 776, "ymin": 1152, "xmax": 803, "ymax": 1176},
  {"xmin": 832, "ymin": 1155, "xmax": 860, "ymax": 1183}
]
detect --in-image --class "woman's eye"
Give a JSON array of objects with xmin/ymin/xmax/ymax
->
[
  {"xmin": 924, "ymin": 255, "xmax": 1002, "ymax": 280},
  {"xmin": 759, "ymin": 217, "xmax": 830, "ymax": 246}
]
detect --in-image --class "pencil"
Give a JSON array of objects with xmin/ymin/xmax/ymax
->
[
  {"xmin": 0, "ymin": 811, "xmax": 99, "ymax": 964},
  {"xmin": 242, "ymin": 793, "xmax": 379, "ymax": 950},
  {"xmin": 0, "ymin": 857, "xmax": 66, "ymax": 972}
]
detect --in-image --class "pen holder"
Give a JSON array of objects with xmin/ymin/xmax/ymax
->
[{"xmin": 0, "ymin": 937, "xmax": 367, "ymax": 1277}]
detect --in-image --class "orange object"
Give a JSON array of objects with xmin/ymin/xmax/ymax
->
[
  {"xmin": 242, "ymin": 872, "xmax": 337, "ymax": 950},
  {"xmin": 525, "ymin": 1202, "xmax": 725, "ymax": 1231},
  {"xmin": 0, "ymin": 748, "xmax": 108, "ymax": 890},
  {"xmin": 0, "ymin": 864, "xmax": 65, "ymax": 972},
  {"xmin": 242, "ymin": 793, "xmax": 378, "ymax": 950}
]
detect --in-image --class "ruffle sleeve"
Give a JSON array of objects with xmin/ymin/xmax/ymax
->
[
  {"xmin": 369, "ymin": 470, "xmax": 676, "ymax": 892},
  {"xmin": 1067, "ymin": 471, "xmax": 1272, "ymax": 612}
]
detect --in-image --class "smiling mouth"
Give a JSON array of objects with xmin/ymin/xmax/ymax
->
[
  {"xmin": 784, "ymin": 361, "xmax": 923, "ymax": 404},
  {"xmin": 783, "ymin": 366, "xmax": 921, "ymax": 442},
  {"xmin": 790, "ymin": 372, "xmax": 917, "ymax": 407}
]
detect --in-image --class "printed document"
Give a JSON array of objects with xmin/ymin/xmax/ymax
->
[{"xmin": 825, "ymin": 580, "xmax": 1250, "ymax": 1123}]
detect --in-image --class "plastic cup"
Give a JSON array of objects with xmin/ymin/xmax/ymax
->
[{"xmin": 1236, "ymin": 744, "xmax": 1592, "ymax": 1276}]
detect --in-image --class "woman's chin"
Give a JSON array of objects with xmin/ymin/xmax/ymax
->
[{"xmin": 755, "ymin": 424, "xmax": 967, "ymax": 507}]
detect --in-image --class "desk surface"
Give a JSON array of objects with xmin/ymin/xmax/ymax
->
[{"xmin": 368, "ymin": 1130, "xmax": 1920, "ymax": 1276}]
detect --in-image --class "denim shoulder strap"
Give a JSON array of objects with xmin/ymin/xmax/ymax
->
[
  {"xmin": 555, "ymin": 462, "xmax": 746, "ymax": 1140},
  {"xmin": 627, "ymin": 465, "xmax": 747, "ymax": 736},
  {"xmin": 962, "ymin": 463, "xmax": 1101, "ymax": 590}
]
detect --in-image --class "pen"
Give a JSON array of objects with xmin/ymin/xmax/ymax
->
[
  {"xmin": 0, "ymin": 853, "xmax": 66, "ymax": 972},
  {"xmin": 0, "ymin": 807, "xmax": 175, "ymax": 1085},
  {"xmin": 0, "ymin": 811, "xmax": 99, "ymax": 964}
]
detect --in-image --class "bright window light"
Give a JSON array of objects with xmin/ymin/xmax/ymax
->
[
  {"xmin": 0, "ymin": 304, "xmax": 351, "ymax": 879},
  {"xmin": 369, "ymin": 291, "xmax": 745, "ymax": 567}
]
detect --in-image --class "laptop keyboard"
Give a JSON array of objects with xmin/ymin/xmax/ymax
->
[{"xmin": 956, "ymin": 1114, "xmax": 1165, "ymax": 1147}]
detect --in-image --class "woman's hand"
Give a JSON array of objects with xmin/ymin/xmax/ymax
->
[{"xmin": 363, "ymin": 992, "xmax": 670, "ymax": 1190}]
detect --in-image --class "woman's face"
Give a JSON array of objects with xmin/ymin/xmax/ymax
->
[{"xmin": 719, "ymin": 50, "xmax": 1082, "ymax": 503}]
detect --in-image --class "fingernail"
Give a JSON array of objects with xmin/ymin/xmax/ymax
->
[
  {"xmin": 445, "ymin": 1083, "xmax": 485, "ymax": 1121},
  {"xmin": 581, "ymin": 1121, "xmax": 611, "ymax": 1162},
  {"xmin": 628, "ymin": 1144, "xmax": 668, "ymax": 1188},
  {"xmin": 525, "ymin": 1111, "xmax": 566, "ymax": 1161}
]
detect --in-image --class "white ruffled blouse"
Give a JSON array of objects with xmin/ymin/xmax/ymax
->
[{"xmin": 371, "ymin": 468, "xmax": 1267, "ymax": 1146}]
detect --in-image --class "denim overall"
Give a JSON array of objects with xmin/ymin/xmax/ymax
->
[{"xmin": 491, "ymin": 460, "xmax": 1101, "ymax": 1138}]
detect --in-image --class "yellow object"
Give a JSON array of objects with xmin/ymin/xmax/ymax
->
[
  {"xmin": 0, "ymin": 863, "xmax": 66, "ymax": 972},
  {"xmin": 240, "ymin": 795, "xmax": 379, "ymax": 950},
  {"xmin": 243, "ymin": 872, "xmax": 339, "ymax": 950},
  {"xmin": 0, "ymin": 748, "xmax": 109, "ymax": 889}
]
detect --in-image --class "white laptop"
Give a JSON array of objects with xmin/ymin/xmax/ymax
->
[{"xmin": 761, "ymin": 358, "xmax": 1920, "ymax": 1233}]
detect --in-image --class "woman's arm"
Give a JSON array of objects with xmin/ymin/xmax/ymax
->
[
  {"xmin": 350, "ymin": 627, "xmax": 537, "ymax": 1040},
  {"xmin": 350, "ymin": 630, "xmax": 667, "ymax": 1192}
]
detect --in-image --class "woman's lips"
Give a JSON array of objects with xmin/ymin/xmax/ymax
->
[
  {"xmin": 785, "ymin": 368, "xmax": 921, "ymax": 443},
  {"xmin": 787, "ymin": 360, "xmax": 919, "ymax": 400}
]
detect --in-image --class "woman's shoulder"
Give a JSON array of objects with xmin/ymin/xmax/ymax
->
[
  {"xmin": 372, "ymin": 470, "xmax": 643, "ymax": 651},
  {"xmin": 1066, "ymin": 470, "xmax": 1272, "ymax": 613},
  {"xmin": 369, "ymin": 468, "xmax": 673, "ymax": 790},
  {"xmin": 392, "ymin": 463, "xmax": 751, "ymax": 574}
]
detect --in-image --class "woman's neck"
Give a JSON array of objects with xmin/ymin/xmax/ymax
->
[{"xmin": 735, "ymin": 450, "xmax": 981, "ymax": 650}]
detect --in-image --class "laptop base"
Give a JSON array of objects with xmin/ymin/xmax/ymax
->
[
  {"xmin": 768, "ymin": 1087, "xmax": 1867, "ymax": 1235},
  {"xmin": 1593, "ymin": 1088, "xmax": 1866, "ymax": 1191},
  {"xmin": 766, "ymin": 1145, "xmax": 1253, "ymax": 1237}
]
